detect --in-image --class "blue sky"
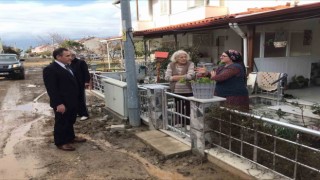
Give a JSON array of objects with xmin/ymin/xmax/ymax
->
[{"xmin": 0, "ymin": 0, "xmax": 123, "ymax": 50}]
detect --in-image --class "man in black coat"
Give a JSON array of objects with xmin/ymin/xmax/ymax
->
[
  {"xmin": 70, "ymin": 52, "xmax": 90, "ymax": 121},
  {"xmin": 43, "ymin": 48, "xmax": 86, "ymax": 151}
]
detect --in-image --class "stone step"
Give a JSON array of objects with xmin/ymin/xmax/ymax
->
[{"xmin": 135, "ymin": 130, "xmax": 191, "ymax": 158}]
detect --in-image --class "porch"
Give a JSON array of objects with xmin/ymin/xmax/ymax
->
[{"xmin": 285, "ymin": 86, "xmax": 320, "ymax": 103}]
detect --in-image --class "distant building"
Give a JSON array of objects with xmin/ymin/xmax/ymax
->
[
  {"xmin": 31, "ymin": 44, "xmax": 55, "ymax": 53},
  {"xmin": 77, "ymin": 37, "xmax": 104, "ymax": 55}
]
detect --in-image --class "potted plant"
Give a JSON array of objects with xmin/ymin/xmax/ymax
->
[
  {"xmin": 288, "ymin": 75, "xmax": 309, "ymax": 89},
  {"xmin": 190, "ymin": 77, "xmax": 215, "ymax": 99}
]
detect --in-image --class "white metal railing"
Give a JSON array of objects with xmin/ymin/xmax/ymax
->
[
  {"xmin": 254, "ymin": 73, "xmax": 287, "ymax": 106},
  {"xmin": 138, "ymin": 86, "xmax": 149, "ymax": 122},
  {"xmin": 91, "ymin": 73, "xmax": 106, "ymax": 93},
  {"xmin": 205, "ymin": 107, "xmax": 320, "ymax": 179},
  {"xmin": 90, "ymin": 71, "xmax": 126, "ymax": 95},
  {"xmin": 164, "ymin": 91, "xmax": 191, "ymax": 138}
]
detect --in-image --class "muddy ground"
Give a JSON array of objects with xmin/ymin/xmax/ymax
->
[{"xmin": 0, "ymin": 58, "xmax": 241, "ymax": 179}]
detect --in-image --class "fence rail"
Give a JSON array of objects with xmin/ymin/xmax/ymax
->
[
  {"xmin": 91, "ymin": 73, "xmax": 107, "ymax": 93},
  {"xmin": 204, "ymin": 107, "xmax": 320, "ymax": 179},
  {"xmin": 138, "ymin": 87, "xmax": 149, "ymax": 122},
  {"xmin": 164, "ymin": 91, "xmax": 191, "ymax": 138}
]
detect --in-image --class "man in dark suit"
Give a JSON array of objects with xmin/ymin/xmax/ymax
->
[
  {"xmin": 70, "ymin": 51, "xmax": 90, "ymax": 121},
  {"xmin": 43, "ymin": 47, "xmax": 86, "ymax": 151}
]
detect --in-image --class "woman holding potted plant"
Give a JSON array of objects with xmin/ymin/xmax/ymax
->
[
  {"xmin": 165, "ymin": 50, "xmax": 195, "ymax": 126},
  {"xmin": 196, "ymin": 49, "xmax": 249, "ymax": 112}
]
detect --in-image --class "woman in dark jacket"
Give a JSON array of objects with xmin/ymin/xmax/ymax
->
[{"xmin": 196, "ymin": 49, "xmax": 249, "ymax": 112}]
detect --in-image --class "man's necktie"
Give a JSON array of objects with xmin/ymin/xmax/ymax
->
[{"xmin": 65, "ymin": 64, "xmax": 74, "ymax": 76}]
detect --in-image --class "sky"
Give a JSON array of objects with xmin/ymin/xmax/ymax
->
[{"xmin": 0, "ymin": 0, "xmax": 123, "ymax": 50}]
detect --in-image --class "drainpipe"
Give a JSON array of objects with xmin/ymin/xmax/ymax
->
[{"xmin": 229, "ymin": 23, "xmax": 248, "ymax": 69}]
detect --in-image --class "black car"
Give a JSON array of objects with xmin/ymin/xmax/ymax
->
[{"xmin": 0, "ymin": 54, "xmax": 25, "ymax": 79}]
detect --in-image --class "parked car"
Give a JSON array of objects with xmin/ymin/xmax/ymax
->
[{"xmin": 0, "ymin": 54, "xmax": 25, "ymax": 80}]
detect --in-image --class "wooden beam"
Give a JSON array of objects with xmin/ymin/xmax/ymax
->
[{"xmin": 247, "ymin": 25, "xmax": 255, "ymax": 73}]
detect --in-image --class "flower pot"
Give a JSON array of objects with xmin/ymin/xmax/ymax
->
[
  {"xmin": 273, "ymin": 41, "xmax": 287, "ymax": 48},
  {"xmin": 191, "ymin": 83, "xmax": 215, "ymax": 99}
]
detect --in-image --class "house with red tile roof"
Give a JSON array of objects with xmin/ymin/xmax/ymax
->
[
  {"xmin": 31, "ymin": 44, "xmax": 55, "ymax": 53},
  {"xmin": 130, "ymin": 0, "xmax": 320, "ymax": 86}
]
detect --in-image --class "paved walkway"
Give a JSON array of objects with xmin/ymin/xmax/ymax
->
[{"xmin": 285, "ymin": 86, "xmax": 320, "ymax": 104}]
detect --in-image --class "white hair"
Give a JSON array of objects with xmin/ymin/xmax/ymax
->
[{"xmin": 170, "ymin": 50, "xmax": 191, "ymax": 62}]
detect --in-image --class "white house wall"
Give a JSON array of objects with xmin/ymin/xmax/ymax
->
[
  {"xmin": 221, "ymin": 0, "xmax": 320, "ymax": 14},
  {"xmin": 140, "ymin": 0, "xmax": 227, "ymax": 30},
  {"xmin": 255, "ymin": 57, "xmax": 320, "ymax": 82},
  {"xmin": 254, "ymin": 18, "xmax": 320, "ymax": 82},
  {"xmin": 211, "ymin": 29, "xmax": 243, "ymax": 61},
  {"xmin": 135, "ymin": 0, "xmax": 320, "ymax": 31}
]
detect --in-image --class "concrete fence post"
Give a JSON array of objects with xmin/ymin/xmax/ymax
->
[
  {"xmin": 189, "ymin": 97, "xmax": 226, "ymax": 156},
  {"xmin": 141, "ymin": 84, "xmax": 169, "ymax": 129}
]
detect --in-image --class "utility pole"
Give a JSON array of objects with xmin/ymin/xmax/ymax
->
[
  {"xmin": 120, "ymin": 0, "xmax": 140, "ymax": 126},
  {"xmin": 0, "ymin": 38, "xmax": 4, "ymax": 53}
]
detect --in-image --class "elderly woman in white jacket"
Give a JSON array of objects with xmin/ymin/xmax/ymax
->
[{"xmin": 165, "ymin": 50, "xmax": 195, "ymax": 127}]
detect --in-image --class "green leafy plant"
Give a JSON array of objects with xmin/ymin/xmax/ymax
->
[
  {"xmin": 191, "ymin": 77, "xmax": 214, "ymax": 84},
  {"xmin": 288, "ymin": 75, "xmax": 309, "ymax": 89},
  {"xmin": 178, "ymin": 78, "xmax": 187, "ymax": 83},
  {"xmin": 291, "ymin": 101, "xmax": 306, "ymax": 127}
]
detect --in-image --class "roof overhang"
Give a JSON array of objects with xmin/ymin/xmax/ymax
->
[{"xmin": 232, "ymin": 2, "xmax": 320, "ymax": 25}]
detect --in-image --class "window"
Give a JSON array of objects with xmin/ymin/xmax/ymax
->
[
  {"xmin": 171, "ymin": 1, "xmax": 187, "ymax": 14},
  {"xmin": 290, "ymin": 32, "xmax": 311, "ymax": 56},
  {"xmin": 188, "ymin": 0, "xmax": 204, "ymax": 8},
  {"xmin": 264, "ymin": 32, "xmax": 286, "ymax": 57},
  {"xmin": 137, "ymin": 0, "xmax": 152, "ymax": 21},
  {"xmin": 193, "ymin": 34, "xmax": 212, "ymax": 46},
  {"xmin": 160, "ymin": 0, "xmax": 169, "ymax": 15}
]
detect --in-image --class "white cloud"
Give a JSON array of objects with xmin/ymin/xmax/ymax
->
[{"xmin": 0, "ymin": 0, "xmax": 122, "ymax": 49}]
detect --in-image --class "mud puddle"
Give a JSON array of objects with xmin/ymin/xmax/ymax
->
[
  {"xmin": 84, "ymin": 136, "xmax": 187, "ymax": 180},
  {"xmin": 0, "ymin": 117, "xmax": 46, "ymax": 179}
]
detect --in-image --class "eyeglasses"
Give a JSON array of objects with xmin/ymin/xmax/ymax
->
[{"xmin": 220, "ymin": 55, "xmax": 228, "ymax": 58}]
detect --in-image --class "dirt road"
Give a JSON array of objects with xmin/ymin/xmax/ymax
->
[{"xmin": 0, "ymin": 60, "xmax": 240, "ymax": 179}]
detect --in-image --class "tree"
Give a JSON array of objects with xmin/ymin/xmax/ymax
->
[
  {"xmin": 60, "ymin": 40, "xmax": 84, "ymax": 52},
  {"xmin": 134, "ymin": 41, "xmax": 145, "ymax": 57},
  {"xmin": 36, "ymin": 32, "xmax": 66, "ymax": 46},
  {"xmin": 25, "ymin": 46, "xmax": 32, "ymax": 53},
  {"xmin": 48, "ymin": 33, "xmax": 66, "ymax": 44},
  {"xmin": 100, "ymin": 40, "xmax": 122, "ymax": 60},
  {"xmin": 3, "ymin": 45, "xmax": 22, "ymax": 56}
]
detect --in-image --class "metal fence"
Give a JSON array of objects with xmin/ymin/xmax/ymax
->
[
  {"xmin": 138, "ymin": 86, "xmax": 149, "ymax": 122},
  {"xmin": 204, "ymin": 107, "xmax": 320, "ymax": 179},
  {"xmin": 90, "ymin": 71, "xmax": 320, "ymax": 179},
  {"xmin": 164, "ymin": 91, "xmax": 191, "ymax": 138},
  {"xmin": 253, "ymin": 72, "xmax": 287, "ymax": 105},
  {"xmin": 91, "ymin": 73, "xmax": 106, "ymax": 93}
]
